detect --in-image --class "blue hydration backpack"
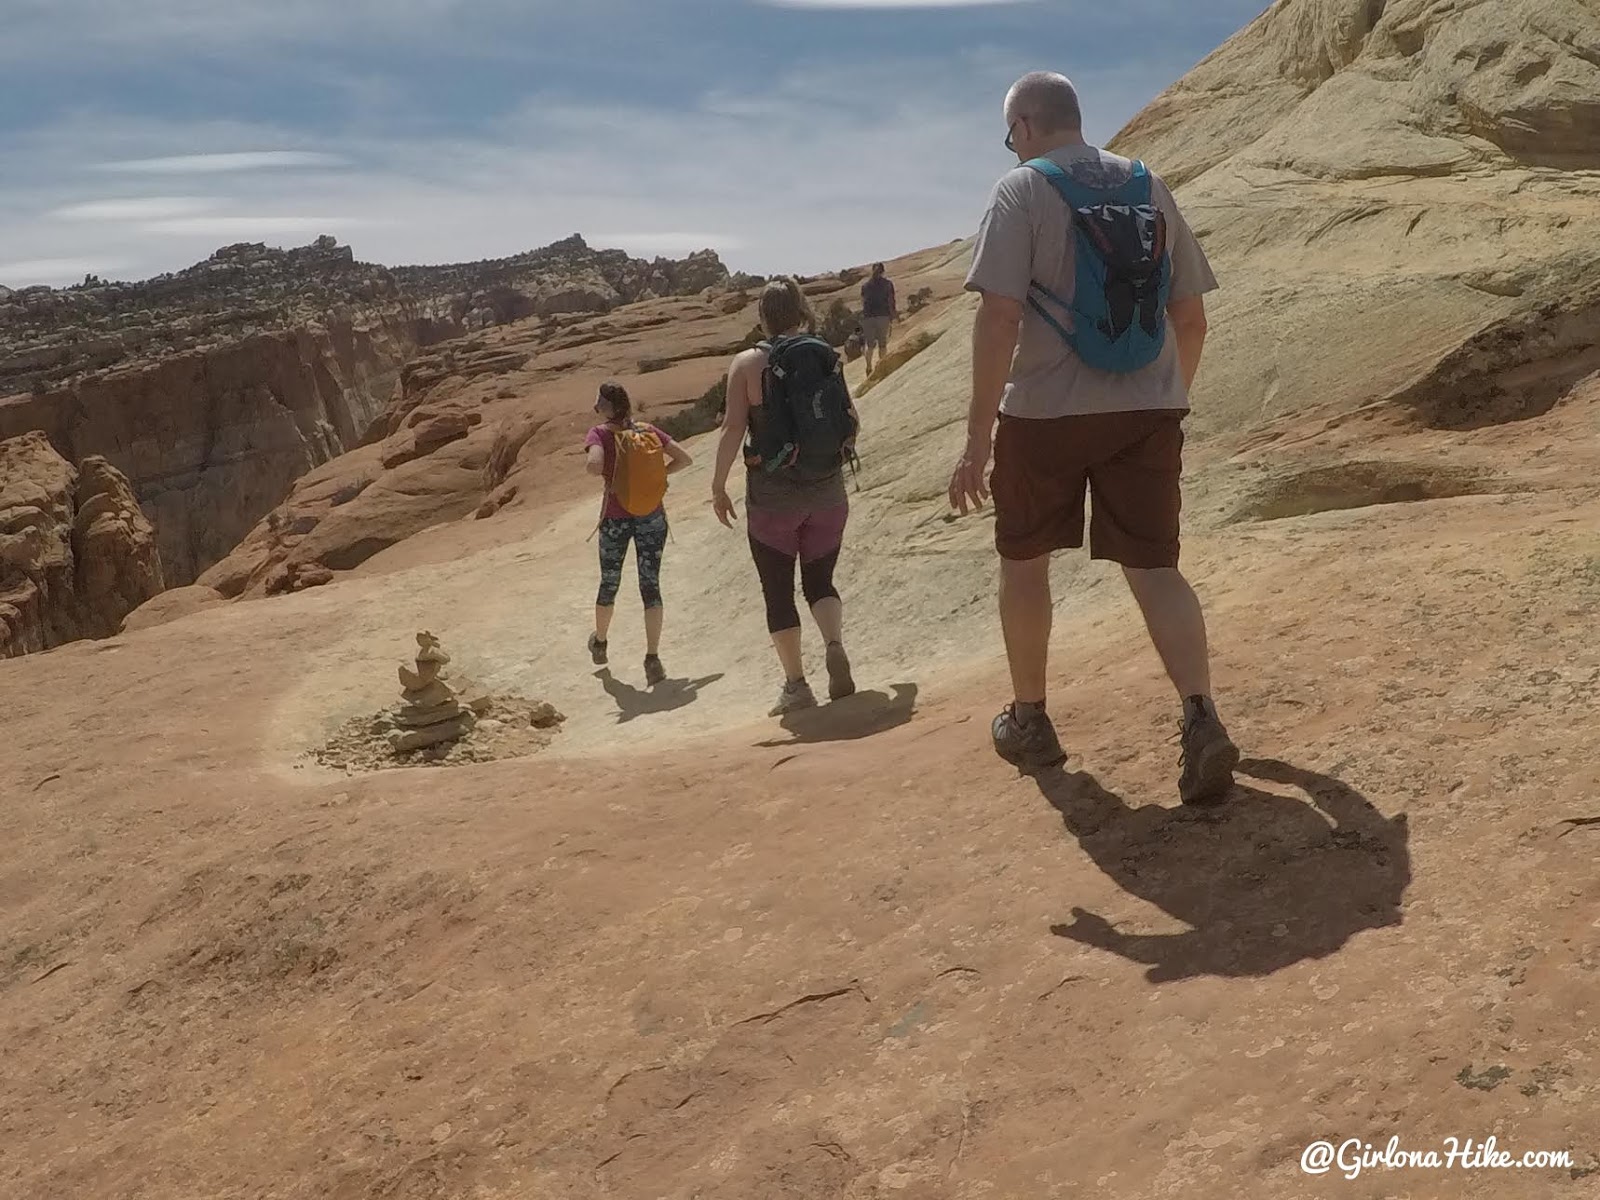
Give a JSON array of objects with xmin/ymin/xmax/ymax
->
[{"xmin": 1024, "ymin": 157, "xmax": 1172, "ymax": 374}]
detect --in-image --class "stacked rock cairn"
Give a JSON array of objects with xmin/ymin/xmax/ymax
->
[{"xmin": 391, "ymin": 631, "xmax": 477, "ymax": 753}]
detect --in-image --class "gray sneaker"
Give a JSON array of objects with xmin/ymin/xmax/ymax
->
[
  {"xmin": 1178, "ymin": 700, "xmax": 1240, "ymax": 806},
  {"xmin": 992, "ymin": 703, "xmax": 1066, "ymax": 774},
  {"xmin": 824, "ymin": 641, "xmax": 856, "ymax": 701},
  {"xmin": 587, "ymin": 633, "xmax": 608, "ymax": 666},
  {"xmin": 643, "ymin": 654, "xmax": 666, "ymax": 687},
  {"xmin": 769, "ymin": 679, "xmax": 818, "ymax": 717}
]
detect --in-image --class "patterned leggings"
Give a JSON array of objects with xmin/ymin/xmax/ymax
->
[{"xmin": 596, "ymin": 510, "xmax": 668, "ymax": 609}]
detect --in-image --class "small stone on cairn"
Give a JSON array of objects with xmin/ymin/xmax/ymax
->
[{"xmin": 389, "ymin": 631, "xmax": 476, "ymax": 753}]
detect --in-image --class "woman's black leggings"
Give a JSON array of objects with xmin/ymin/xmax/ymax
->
[
  {"xmin": 748, "ymin": 537, "xmax": 841, "ymax": 634},
  {"xmin": 596, "ymin": 511, "xmax": 667, "ymax": 608}
]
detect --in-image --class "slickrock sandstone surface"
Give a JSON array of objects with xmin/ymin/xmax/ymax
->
[
  {"xmin": 3, "ymin": 3, "xmax": 1599, "ymax": 1197},
  {"xmin": 1110, "ymin": 0, "xmax": 1600, "ymax": 443}
]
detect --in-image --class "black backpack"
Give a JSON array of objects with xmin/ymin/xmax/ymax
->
[{"xmin": 745, "ymin": 335, "xmax": 858, "ymax": 481}]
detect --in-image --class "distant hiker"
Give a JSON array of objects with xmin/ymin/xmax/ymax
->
[
  {"xmin": 859, "ymin": 262, "xmax": 898, "ymax": 372},
  {"xmin": 585, "ymin": 381, "xmax": 692, "ymax": 686},
  {"xmin": 712, "ymin": 278, "xmax": 861, "ymax": 716},
  {"xmin": 948, "ymin": 70, "xmax": 1240, "ymax": 803}
]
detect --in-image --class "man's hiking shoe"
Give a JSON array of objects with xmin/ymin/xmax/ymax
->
[
  {"xmin": 1178, "ymin": 699, "xmax": 1240, "ymax": 806},
  {"xmin": 643, "ymin": 654, "xmax": 667, "ymax": 687},
  {"xmin": 825, "ymin": 641, "xmax": 856, "ymax": 701},
  {"xmin": 770, "ymin": 679, "xmax": 818, "ymax": 717},
  {"xmin": 587, "ymin": 633, "xmax": 608, "ymax": 666},
  {"xmin": 992, "ymin": 703, "xmax": 1066, "ymax": 774}
]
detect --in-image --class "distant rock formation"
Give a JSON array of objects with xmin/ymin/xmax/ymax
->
[
  {"xmin": 1, "ymin": 315, "xmax": 422, "ymax": 587},
  {"xmin": 195, "ymin": 288, "xmax": 757, "ymax": 600},
  {"xmin": 394, "ymin": 235, "xmax": 729, "ymax": 335},
  {"xmin": 0, "ymin": 431, "xmax": 163, "ymax": 657},
  {"xmin": 0, "ymin": 235, "xmax": 731, "ymax": 604}
]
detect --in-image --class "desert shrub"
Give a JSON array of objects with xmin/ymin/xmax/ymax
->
[
  {"xmin": 857, "ymin": 331, "xmax": 940, "ymax": 396},
  {"xmin": 653, "ymin": 377, "xmax": 727, "ymax": 442},
  {"xmin": 908, "ymin": 287, "xmax": 934, "ymax": 314},
  {"xmin": 838, "ymin": 267, "xmax": 865, "ymax": 285},
  {"xmin": 818, "ymin": 298, "xmax": 858, "ymax": 347}
]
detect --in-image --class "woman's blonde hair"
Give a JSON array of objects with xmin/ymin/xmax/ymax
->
[{"xmin": 758, "ymin": 277, "xmax": 815, "ymax": 338}]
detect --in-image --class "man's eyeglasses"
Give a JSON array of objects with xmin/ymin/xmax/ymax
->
[{"xmin": 1004, "ymin": 120, "xmax": 1021, "ymax": 154}]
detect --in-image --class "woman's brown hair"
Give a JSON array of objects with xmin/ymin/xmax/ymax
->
[
  {"xmin": 757, "ymin": 277, "xmax": 815, "ymax": 338},
  {"xmin": 597, "ymin": 380, "xmax": 632, "ymax": 422}
]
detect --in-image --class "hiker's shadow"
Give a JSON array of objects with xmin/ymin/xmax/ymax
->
[
  {"xmin": 595, "ymin": 669, "xmax": 724, "ymax": 724},
  {"xmin": 756, "ymin": 683, "xmax": 919, "ymax": 747},
  {"xmin": 1040, "ymin": 758, "xmax": 1411, "ymax": 982}
]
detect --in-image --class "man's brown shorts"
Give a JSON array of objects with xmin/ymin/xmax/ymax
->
[{"xmin": 990, "ymin": 409, "xmax": 1186, "ymax": 567}]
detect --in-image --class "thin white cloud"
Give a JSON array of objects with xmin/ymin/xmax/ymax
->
[
  {"xmin": 3, "ymin": 0, "xmax": 499, "ymax": 57},
  {"xmin": 140, "ymin": 216, "xmax": 370, "ymax": 236},
  {"xmin": 0, "ymin": 256, "xmax": 132, "ymax": 286},
  {"xmin": 0, "ymin": 46, "xmax": 1202, "ymax": 286},
  {"xmin": 97, "ymin": 151, "xmax": 346, "ymax": 175},
  {"xmin": 50, "ymin": 196, "xmax": 218, "ymax": 221}
]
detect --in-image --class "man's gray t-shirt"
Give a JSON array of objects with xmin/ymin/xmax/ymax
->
[{"xmin": 965, "ymin": 143, "xmax": 1218, "ymax": 419}]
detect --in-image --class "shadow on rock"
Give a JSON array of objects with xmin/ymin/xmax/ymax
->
[
  {"xmin": 1040, "ymin": 757, "xmax": 1411, "ymax": 982},
  {"xmin": 595, "ymin": 669, "xmax": 725, "ymax": 723},
  {"xmin": 757, "ymin": 683, "xmax": 919, "ymax": 747}
]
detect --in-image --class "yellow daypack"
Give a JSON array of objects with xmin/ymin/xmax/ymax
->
[{"xmin": 611, "ymin": 423, "xmax": 669, "ymax": 516}]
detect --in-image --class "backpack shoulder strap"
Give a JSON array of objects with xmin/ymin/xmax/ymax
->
[
  {"xmin": 1027, "ymin": 156, "xmax": 1154, "ymax": 208},
  {"xmin": 1127, "ymin": 159, "xmax": 1155, "ymax": 204},
  {"xmin": 790, "ymin": 334, "xmax": 835, "ymax": 356},
  {"xmin": 766, "ymin": 333, "xmax": 834, "ymax": 378},
  {"xmin": 1026, "ymin": 285, "xmax": 1077, "ymax": 347},
  {"xmin": 1024, "ymin": 157, "xmax": 1093, "ymax": 210}
]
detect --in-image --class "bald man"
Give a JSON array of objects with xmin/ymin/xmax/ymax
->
[{"xmin": 949, "ymin": 71, "xmax": 1239, "ymax": 804}]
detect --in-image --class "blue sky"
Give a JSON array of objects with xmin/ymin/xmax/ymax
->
[{"xmin": 0, "ymin": 0, "xmax": 1268, "ymax": 288}]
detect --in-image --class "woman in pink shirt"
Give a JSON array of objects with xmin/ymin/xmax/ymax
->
[{"xmin": 584, "ymin": 382, "xmax": 692, "ymax": 685}]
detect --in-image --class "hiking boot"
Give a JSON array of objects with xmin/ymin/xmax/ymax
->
[
  {"xmin": 1178, "ymin": 697, "xmax": 1240, "ymax": 806},
  {"xmin": 769, "ymin": 678, "xmax": 818, "ymax": 717},
  {"xmin": 587, "ymin": 633, "xmax": 608, "ymax": 666},
  {"xmin": 643, "ymin": 654, "xmax": 667, "ymax": 687},
  {"xmin": 824, "ymin": 641, "xmax": 856, "ymax": 701},
  {"xmin": 992, "ymin": 703, "xmax": 1066, "ymax": 774}
]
